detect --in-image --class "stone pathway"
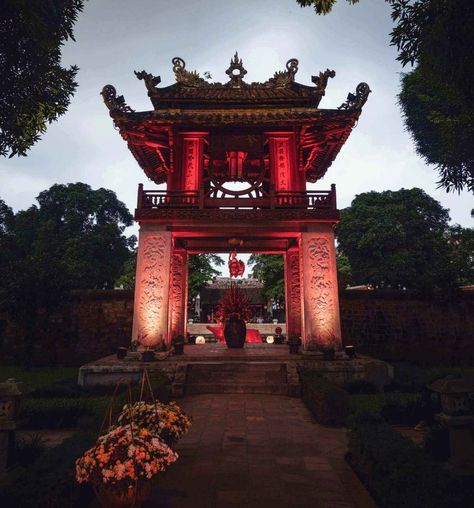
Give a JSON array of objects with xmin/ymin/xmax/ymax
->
[{"xmin": 146, "ymin": 394, "xmax": 376, "ymax": 508}]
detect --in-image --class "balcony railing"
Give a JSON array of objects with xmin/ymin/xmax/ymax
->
[{"xmin": 137, "ymin": 184, "xmax": 337, "ymax": 211}]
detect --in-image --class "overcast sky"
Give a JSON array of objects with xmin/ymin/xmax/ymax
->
[{"xmin": 1, "ymin": 0, "xmax": 472, "ymax": 239}]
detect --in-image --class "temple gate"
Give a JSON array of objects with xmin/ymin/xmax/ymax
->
[{"xmin": 101, "ymin": 54, "xmax": 369, "ymax": 351}]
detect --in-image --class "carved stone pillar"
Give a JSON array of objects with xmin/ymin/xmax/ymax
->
[
  {"xmin": 284, "ymin": 246, "xmax": 303, "ymax": 340},
  {"xmin": 132, "ymin": 227, "xmax": 172, "ymax": 347},
  {"xmin": 301, "ymin": 226, "xmax": 342, "ymax": 351},
  {"xmin": 168, "ymin": 246, "xmax": 188, "ymax": 343}
]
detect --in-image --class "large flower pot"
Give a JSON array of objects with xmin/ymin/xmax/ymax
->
[
  {"xmin": 94, "ymin": 479, "xmax": 155, "ymax": 508},
  {"xmin": 224, "ymin": 316, "xmax": 246, "ymax": 349}
]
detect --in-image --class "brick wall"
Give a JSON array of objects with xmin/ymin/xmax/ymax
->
[
  {"xmin": 1, "ymin": 289, "xmax": 473, "ymax": 365},
  {"xmin": 340, "ymin": 290, "xmax": 474, "ymax": 362}
]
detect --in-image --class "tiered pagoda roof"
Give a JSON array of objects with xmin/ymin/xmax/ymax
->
[{"xmin": 101, "ymin": 53, "xmax": 370, "ymax": 184}]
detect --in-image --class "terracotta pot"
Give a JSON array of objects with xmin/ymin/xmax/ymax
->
[
  {"xmin": 224, "ymin": 316, "xmax": 246, "ymax": 348},
  {"xmin": 94, "ymin": 479, "xmax": 155, "ymax": 508}
]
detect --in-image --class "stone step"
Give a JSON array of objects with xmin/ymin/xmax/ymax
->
[
  {"xmin": 185, "ymin": 363, "xmax": 287, "ymax": 385},
  {"xmin": 185, "ymin": 383, "xmax": 289, "ymax": 395}
]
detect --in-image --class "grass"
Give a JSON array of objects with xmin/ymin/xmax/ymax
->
[{"xmin": 0, "ymin": 365, "xmax": 78, "ymax": 389}]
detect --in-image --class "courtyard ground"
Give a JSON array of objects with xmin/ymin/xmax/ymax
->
[{"xmin": 145, "ymin": 393, "xmax": 376, "ymax": 508}]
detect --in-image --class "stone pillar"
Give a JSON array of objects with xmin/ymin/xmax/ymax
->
[
  {"xmin": 301, "ymin": 226, "xmax": 342, "ymax": 351},
  {"xmin": 132, "ymin": 226, "xmax": 172, "ymax": 348},
  {"xmin": 284, "ymin": 246, "xmax": 303, "ymax": 340},
  {"xmin": 168, "ymin": 246, "xmax": 188, "ymax": 344}
]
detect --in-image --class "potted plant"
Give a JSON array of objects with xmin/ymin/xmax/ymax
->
[
  {"xmin": 76, "ymin": 425, "xmax": 178, "ymax": 508},
  {"xmin": 274, "ymin": 326, "xmax": 285, "ymax": 345},
  {"xmin": 142, "ymin": 347, "xmax": 155, "ymax": 362},
  {"xmin": 116, "ymin": 401, "xmax": 192, "ymax": 446},
  {"xmin": 216, "ymin": 283, "xmax": 252, "ymax": 349},
  {"xmin": 116, "ymin": 347, "xmax": 128, "ymax": 360},
  {"xmin": 321, "ymin": 346, "xmax": 336, "ymax": 361},
  {"xmin": 288, "ymin": 336, "xmax": 301, "ymax": 354},
  {"xmin": 172, "ymin": 335, "xmax": 185, "ymax": 355}
]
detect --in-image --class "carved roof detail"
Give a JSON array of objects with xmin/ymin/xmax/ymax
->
[{"xmin": 101, "ymin": 55, "xmax": 370, "ymax": 185}]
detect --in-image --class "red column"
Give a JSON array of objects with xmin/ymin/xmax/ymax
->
[{"xmin": 168, "ymin": 246, "xmax": 188, "ymax": 343}]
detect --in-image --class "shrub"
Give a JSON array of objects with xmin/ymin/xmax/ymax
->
[
  {"xmin": 19, "ymin": 397, "xmax": 108, "ymax": 429},
  {"xmin": 350, "ymin": 392, "xmax": 425, "ymax": 424},
  {"xmin": 348, "ymin": 413, "xmax": 474, "ymax": 507},
  {"xmin": 424, "ymin": 424, "xmax": 450, "ymax": 462},
  {"xmin": 0, "ymin": 432, "xmax": 96, "ymax": 508},
  {"xmin": 344, "ymin": 379, "xmax": 378, "ymax": 394},
  {"xmin": 299, "ymin": 369, "xmax": 349, "ymax": 426}
]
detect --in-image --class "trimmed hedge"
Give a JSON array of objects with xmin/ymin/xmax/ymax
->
[
  {"xmin": 19, "ymin": 397, "xmax": 109, "ymax": 429},
  {"xmin": 0, "ymin": 432, "xmax": 96, "ymax": 508},
  {"xmin": 348, "ymin": 413, "xmax": 474, "ymax": 508},
  {"xmin": 350, "ymin": 392, "xmax": 426, "ymax": 424},
  {"xmin": 299, "ymin": 369, "xmax": 349, "ymax": 426}
]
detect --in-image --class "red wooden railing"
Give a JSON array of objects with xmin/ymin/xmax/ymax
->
[{"xmin": 137, "ymin": 184, "xmax": 337, "ymax": 211}]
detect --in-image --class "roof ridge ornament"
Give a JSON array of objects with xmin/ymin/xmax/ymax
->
[
  {"xmin": 225, "ymin": 52, "xmax": 247, "ymax": 87},
  {"xmin": 265, "ymin": 58, "xmax": 299, "ymax": 87},
  {"xmin": 338, "ymin": 82, "xmax": 371, "ymax": 110},
  {"xmin": 134, "ymin": 70, "xmax": 161, "ymax": 92},
  {"xmin": 172, "ymin": 57, "xmax": 208, "ymax": 87},
  {"xmin": 100, "ymin": 85, "xmax": 134, "ymax": 113},
  {"xmin": 311, "ymin": 69, "xmax": 336, "ymax": 95}
]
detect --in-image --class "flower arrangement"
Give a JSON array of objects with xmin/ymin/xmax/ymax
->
[
  {"xmin": 215, "ymin": 283, "xmax": 252, "ymax": 322},
  {"xmin": 116, "ymin": 401, "xmax": 192, "ymax": 446},
  {"xmin": 75, "ymin": 425, "xmax": 178, "ymax": 489}
]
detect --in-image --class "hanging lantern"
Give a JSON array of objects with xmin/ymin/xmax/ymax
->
[{"xmin": 228, "ymin": 249, "xmax": 245, "ymax": 278}]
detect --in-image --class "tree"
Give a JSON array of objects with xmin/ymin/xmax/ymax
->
[
  {"xmin": 0, "ymin": 1, "xmax": 85, "ymax": 157},
  {"xmin": 335, "ymin": 188, "xmax": 473, "ymax": 291},
  {"xmin": 296, "ymin": 0, "xmax": 474, "ymax": 193},
  {"xmin": 188, "ymin": 254, "xmax": 224, "ymax": 300},
  {"xmin": 0, "ymin": 183, "xmax": 135, "ymax": 365},
  {"xmin": 248, "ymin": 254, "xmax": 285, "ymax": 303}
]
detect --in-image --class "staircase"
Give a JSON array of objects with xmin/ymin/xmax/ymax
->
[{"xmin": 183, "ymin": 362, "xmax": 293, "ymax": 395}]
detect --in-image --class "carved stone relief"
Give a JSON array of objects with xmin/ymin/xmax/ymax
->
[
  {"xmin": 133, "ymin": 232, "xmax": 171, "ymax": 347},
  {"xmin": 302, "ymin": 233, "xmax": 341, "ymax": 350},
  {"xmin": 285, "ymin": 248, "xmax": 302, "ymax": 339},
  {"xmin": 169, "ymin": 250, "xmax": 187, "ymax": 340}
]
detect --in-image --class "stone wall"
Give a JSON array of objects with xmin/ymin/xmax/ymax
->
[
  {"xmin": 1, "ymin": 289, "xmax": 473, "ymax": 365},
  {"xmin": 340, "ymin": 290, "xmax": 474, "ymax": 363}
]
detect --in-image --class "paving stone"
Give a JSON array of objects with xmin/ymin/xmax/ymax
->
[{"xmin": 146, "ymin": 393, "xmax": 375, "ymax": 508}]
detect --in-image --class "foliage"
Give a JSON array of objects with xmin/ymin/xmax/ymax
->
[
  {"xmin": 297, "ymin": 0, "xmax": 474, "ymax": 193},
  {"xmin": 114, "ymin": 251, "xmax": 136, "ymax": 289},
  {"xmin": 116, "ymin": 401, "xmax": 192, "ymax": 446},
  {"xmin": 336, "ymin": 188, "xmax": 473, "ymax": 290},
  {"xmin": 75, "ymin": 425, "xmax": 178, "ymax": 488},
  {"xmin": 296, "ymin": 0, "xmax": 359, "ymax": 15},
  {"xmin": 348, "ymin": 412, "xmax": 474, "ymax": 507},
  {"xmin": 0, "ymin": 0, "xmax": 85, "ymax": 157},
  {"xmin": 248, "ymin": 254, "xmax": 285, "ymax": 302},
  {"xmin": 20, "ymin": 396, "xmax": 108, "ymax": 429},
  {"xmin": 299, "ymin": 369, "xmax": 349, "ymax": 426},
  {"xmin": 188, "ymin": 254, "xmax": 224, "ymax": 300},
  {"xmin": 424, "ymin": 423, "xmax": 450, "ymax": 461},
  {"xmin": 0, "ymin": 365, "xmax": 77, "ymax": 389},
  {"xmin": 0, "ymin": 431, "xmax": 96, "ymax": 508},
  {"xmin": 336, "ymin": 253, "xmax": 353, "ymax": 290},
  {"xmin": 215, "ymin": 283, "xmax": 252, "ymax": 322},
  {"xmin": 0, "ymin": 184, "xmax": 135, "ymax": 365},
  {"xmin": 399, "ymin": 65, "xmax": 474, "ymax": 192},
  {"xmin": 350, "ymin": 392, "xmax": 425, "ymax": 424}
]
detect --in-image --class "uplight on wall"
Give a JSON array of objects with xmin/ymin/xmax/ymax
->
[{"xmin": 196, "ymin": 336, "xmax": 206, "ymax": 345}]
